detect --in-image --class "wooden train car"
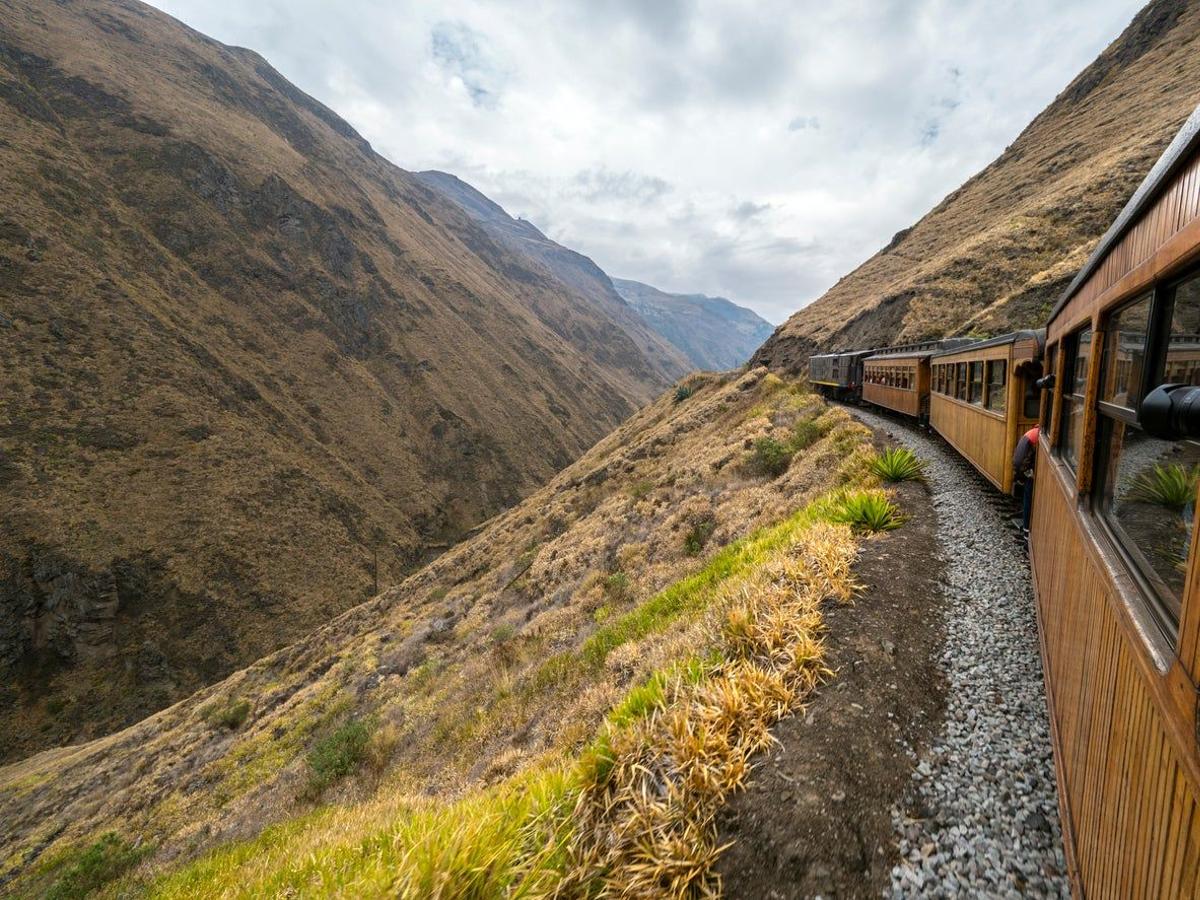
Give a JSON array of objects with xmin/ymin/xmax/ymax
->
[
  {"xmin": 929, "ymin": 331, "xmax": 1044, "ymax": 494},
  {"xmin": 861, "ymin": 339, "xmax": 972, "ymax": 420},
  {"xmin": 809, "ymin": 349, "xmax": 876, "ymax": 400},
  {"xmin": 1031, "ymin": 103, "xmax": 1200, "ymax": 895}
]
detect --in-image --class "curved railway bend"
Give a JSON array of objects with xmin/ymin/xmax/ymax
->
[
  {"xmin": 856, "ymin": 407, "xmax": 1070, "ymax": 898},
  {"xmin": 717, "ymin": 406, "xmax": 1070, "ymax": 898}
]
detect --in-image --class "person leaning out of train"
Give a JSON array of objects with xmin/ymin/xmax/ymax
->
[{"xmin": 1011, "ymin": 424, "xmax": 1040, "ymax": 535}]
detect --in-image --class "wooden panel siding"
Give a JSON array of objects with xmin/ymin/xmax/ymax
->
[
  {"xmin": 930, "ymin": 334, "xmax": 1041, "ymax": 493},
  {"xmin": 1033, "ymin": 107, "xmax": 1200, "ymax": 897},
  {"xmin": 862, "ymin": 357, "xmax": 929, "ymax": 419},
  {"xmin": 930, "ymin": 393, "xmax": 1009, "ymax": 490},
  {"xmin": 1031, "ymin": 455, "xmax": 1200, "ymax": 897}
]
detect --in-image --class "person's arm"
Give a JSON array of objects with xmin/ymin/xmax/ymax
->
[{"xmin": 1012, "ymin": 435, "xmax": 1032, "ymax": 476}]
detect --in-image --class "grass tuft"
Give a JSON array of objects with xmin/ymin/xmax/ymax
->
[
  {"xmin": 43, "ymin": 833, "xmax": 149, "ymax": 900},
  {"xmin": 868, "ymin": 447, "xmax": 925, "ymax": 483},
  {"xmin": 304, "ymin": 717, "xmax": 375, "ymax": 798},
  {"xmin": 1129, "ymin": 463, "xmax": 1199, "ymax": 511},
  {"xmin": 199, "ymin": 697, "xmax": 251, "ymax": 730}
]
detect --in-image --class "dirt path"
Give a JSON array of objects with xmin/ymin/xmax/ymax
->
[
  {"xmin": 716, "ymin": 475, "xmax": 948, "ymax": 898},
  {"xmin": 716, "ymin": 410, "xmax": 1069, "ymax": 898}
]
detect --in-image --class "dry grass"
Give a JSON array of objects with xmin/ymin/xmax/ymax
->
[{"xmin": 2, "ymin": 371, "xmax": 882, "ymax": 897}]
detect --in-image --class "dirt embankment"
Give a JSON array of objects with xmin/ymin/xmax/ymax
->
[{"xmin": 717, "ymin": 476, "xmax": 947, "ymax": 898}]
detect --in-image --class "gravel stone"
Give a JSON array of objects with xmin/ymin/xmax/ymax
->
[{"xmin": 849, "ymin": 409, "xmax": 1071, "ymax": 899}]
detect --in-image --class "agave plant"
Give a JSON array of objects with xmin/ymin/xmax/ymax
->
[
  {"xmin": 868, "ymin": 446, "xmax": 926, "ymax": 483},
  {"xmin": 1128, "ymin": 463, "xmax": 1200, "ymax": 512},
  {"xmin": 831, "ymin": 489, "xmax": 904, "ymax": 532}
]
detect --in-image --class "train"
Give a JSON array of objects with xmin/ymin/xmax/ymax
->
[{"xmin": 811, "ymin": 101, "xmax": 1200, "ymax": 896}]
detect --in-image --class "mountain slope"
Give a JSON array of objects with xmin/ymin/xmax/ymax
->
[
  {"xmin": 414, "ymin": 170, "xmax": 692, "ymax": 379},
  {"xmin": 0, "ymin": 368, "xmax": 877, "ymax": 897},
  {"xmin": 0, "ymin": 0, "xmax": 681, "ymax": 761},
  {"xmin": 754, "ymin": 0, "xmax": 1200, "ymax": 369},
  {"xmin": 611, "ymin": 277, "xmax": 775, "ymax": 370}
]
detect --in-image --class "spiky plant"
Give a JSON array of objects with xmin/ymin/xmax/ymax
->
[
  {"xmin": 868, "ymin": 447, "xmax": 925, "ymax": 483},
  {"xmin": 831, "ymin": 490, "xmax": 904, "ymax": 532},
  {"xmin": 1128, "ymin": 463, "xmax": 1200, "ymax": 511}
]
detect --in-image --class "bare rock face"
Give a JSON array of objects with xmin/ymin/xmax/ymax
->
[
  {"xmin": 0, "ymin": 552, "xmax": 119, "ymax": 669},
  {"xmin": 754, "ymin": 0, "xmax": 1200, "ymax": 367}
]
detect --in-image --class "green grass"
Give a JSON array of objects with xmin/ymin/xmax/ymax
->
[
  {"xmin": 305, "ymin": 718, "xmax": 376, "ymax": 798},
  {"xmin": 199, "ymin": 697, "xmax": 251, "ymax": 730},
  {"xmin": 683, "ymin": 520, "xmax": 716, "ymax": 556},
  {"xmin": 868, "ymin": 447, "xmax": 925, "ymax": 483},
  {"xmin": 1129, "ymin": 463, "xmax": 1199, "ymax": 511},
  {"xmin": 828, "ymin": 490, "xmax": 903, "ymax": 532},
  {"xmin": 41, "ymin": 832, "xmax": 149, "ymax": 900},
  {"xmin": 750, "ymin": 436, "xmax": 794, "ymax": 477},
  {"xmin": 673, "ymin": 384, "xmax": 694, "ymax": 404}
]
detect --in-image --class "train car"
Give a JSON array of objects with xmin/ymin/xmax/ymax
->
[
  {"xmin": 809, "ymin": 349, "xmax": 876, "ymax": 401},
  {"xmin": 929, "ymin": 331, "xmax": 1044, "ymax": 494},
  {"xmin": 1031, "ymin": 103, "xmax": 1200, "ymax": 895},
  {"xmin": 861, "ymin": 339, "xmax": 973, "ymax": 421}
]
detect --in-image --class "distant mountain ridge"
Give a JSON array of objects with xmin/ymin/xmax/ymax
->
[
  {"xmin": 611, "ymin": 277, "xmax": 775, "ymax": 370},
  {"xmin": 753, "ymin": 0, "xmax": 1200, "ymax": 370},
  {"xmin": 416, "ymin": 170, "xmax": 771, "ymax": 373},
  {"xmin": 414, "ymin": 170, "xmax": 692, "ymax": 379},
  {"xmin": 0, "ymin": 0, "xmax": 685, "ymax": 761}
]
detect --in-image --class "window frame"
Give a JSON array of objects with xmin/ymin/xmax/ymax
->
[
  {"xmin": 1089, "ymin": 278, "xmax": 1200, "ymax": 638},
  {"xmin": 985, "ymin": 359, "xmax": 1007, "ymax": 413},
  {"xmin": 1057, "ymin": 325, "xmax": 1092, "ymax": 474}
]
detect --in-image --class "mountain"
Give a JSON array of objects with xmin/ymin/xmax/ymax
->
[
  {"xmin": 0, "ymin": 0, "xmax": 685, "ymax": 762},
  {"xmin": 611, "ymin": 277, "xmax": 775, "ymax": 370},
  {"xmin": 413, "ymin": 170, "xmax": 692, "ymax": 378},
  {"xmin": 753, "ymin": 0, "xmax": 1200, "ymax": 370},
  {"xmin": 0, "ymin": 366, "xmax": 877, "ymax": 897}
]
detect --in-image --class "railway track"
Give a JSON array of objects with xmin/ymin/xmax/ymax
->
[{"xmin": 847, "ymin": 405, "xmax": 1070, "ymax": 898}]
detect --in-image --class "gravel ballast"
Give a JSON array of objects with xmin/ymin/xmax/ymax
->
[{"xmin": 849, "ymin": 408, "xmax": 1070, "ymax": 899}]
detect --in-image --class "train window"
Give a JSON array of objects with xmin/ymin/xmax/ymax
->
[
  {"xmin": 1060, "ymin": 327, "xmax": 1092, "ymax": 472},
  {"xmin": 986, "ymin": 361, "xmax": 1007, "ymax": 413},
  {"xmin": 968, "ymin": 362, "xmax": 984, "ymax": 405},
  {"xmin": 1042, "ymin": 344, "xmax": 1057, "ymax": 432},
  {"xmin": 1100, "ymin": 294, "xmax": 1151, "ymax": 410},
  {"xmin": 955, "ymin": 363, "xmax": 967, "ymax": 399},
  {"xmin": 1094, "ymin": 279, "xmax": 1200, "ymax": 629}
]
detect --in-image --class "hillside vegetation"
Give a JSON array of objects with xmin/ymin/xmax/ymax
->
[
  {"xmin": 0, "ymin": 0, "xmax": 687, "ymax": 761},
  {"xmin": 0, "ymin": 368, "xmax": 920, "ymax": 898},
  {"xmin": 754, "ymin": 0, "xmax": 1200, "ymax": 369}
]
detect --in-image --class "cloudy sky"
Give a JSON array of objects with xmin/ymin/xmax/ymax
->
[{"xmin": 149, "ymin": 0, "xmax": 1143, "ymax": 324}]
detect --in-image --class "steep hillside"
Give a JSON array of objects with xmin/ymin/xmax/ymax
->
[
  {"xmin": 415, "ymin": 170, "xmax": 692, "ymax": 378},
  {"xmin": 754, "ymin": 0, "xmax": 1200, "ymax": 370},
  {"xmin": 612, "ymin": 277, "xmax": 775, "ymax": 370},
  {"xmin": 0, "ymin": 0, "xmax": 684, "ymax": 762},
  {"xmin": 0, "ymin": 369, "xmax": 885, "ymax": 897}
]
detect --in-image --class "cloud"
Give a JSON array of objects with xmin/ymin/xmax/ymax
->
[
  {"xmin": 430, "ymin": 21, "xmax": 502, "ymax": 108},
  {"xmin": 147, "ymin": 0, "xmax": 1146, "ymax": 324}
]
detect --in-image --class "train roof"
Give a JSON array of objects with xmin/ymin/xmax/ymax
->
[
  {"xmin": 866, "ymin": 338, "xmax": 975, "ymax": 361},
  {"xmin": 930, "ymin": 329, "xmax": 1045, "ymax": 358},
  {"xmin": 810, "ymin": 348, "xmax": 880, "ymax": 361},
  {"xmin": 1051, "ymin": 102, "xmax": 1200, "ymax": 323}
]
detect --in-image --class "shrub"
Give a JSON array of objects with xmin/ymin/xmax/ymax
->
[
  {"xmin": 830, "ymin": 490, "xmax": 903, "ymax": 533},
  {"xmin": 1129, "ymin": 463, "xmax": 1200, "ymax": 511},
  {"xmin": 45, "ymin": 833, "xmax": 149, "ymax": 900},
  {"xmin": 305, "ymin": 718, "xmax": 375, "ymax": 797},
  {"xmin": 673, "ymin": 384, "xmax": 694, "ymax": 404},
  {"xmin": 363, "ymin": 722, "xmax": 400, "ymax": 775},
  {"xmin": 199, "ymin": 698, "xmax": 251, "ymax": 730},
  {"xmin": 683, "ymin": 520, "xmax": 716, "ymax": 556},
  {"xmin": 627, "ymin": 479, "xmax": 654, "ymax": 500},
  {"xmin": 602, "ymin": 572, "xmax": 630, "ymax": 602},
  {"xmin": 791, "ymin": 418, "xmax": 824, "ymax": 452},
  {"xmin": 868, "ymin": 447, "xmax": 925, "ymax": 483},
  {"xmin": 750, "ymin": 436, "xmax": 794, "ymax": 478}
]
